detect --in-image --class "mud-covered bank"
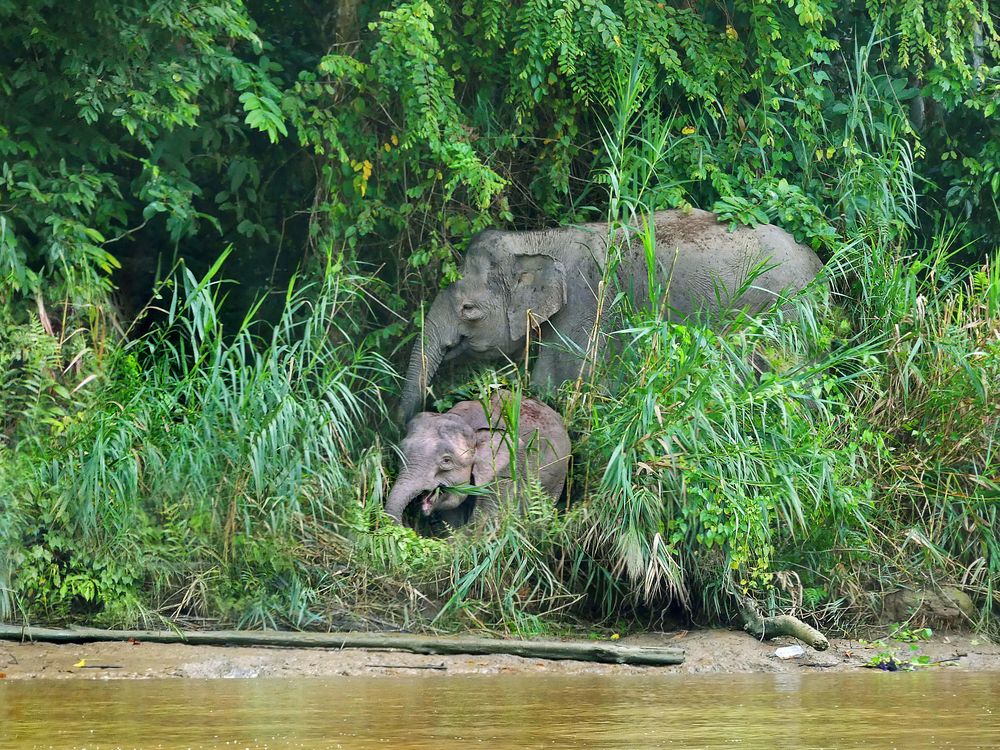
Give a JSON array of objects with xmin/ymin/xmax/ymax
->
[{"xmin": 2, "ymin": 629, "xmax": 998, "ymax": 680}]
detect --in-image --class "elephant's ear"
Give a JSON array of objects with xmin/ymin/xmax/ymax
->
[
  {"xmin": 507, "ymin": 253, "xmax": 567, "ymax": 341},
  {"xmin": 449, "ymin": 399, "xmax": 509, "ymax": 484},
  {"xmin": 472, "ymin": 428, "xmax": 510, "ymax": 487}
]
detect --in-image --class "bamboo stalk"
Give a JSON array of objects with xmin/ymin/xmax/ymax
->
[{"xmin": 0, "ymin": 624, "xmax": 685, "ymax": 666}]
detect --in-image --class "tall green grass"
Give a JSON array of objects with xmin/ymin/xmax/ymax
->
[
  {"xmin": 6, "ymin": 253, "xmax": 393, "ymax": 627},
  {"xmin": 372, "ymin": 45, "xmax": 999, "ymax": 636},
  {"xmin": 851, "ymin": 247, "xmax": 1000, "ymax": 625},
  {"xmin": 832, "ymin": 28, "xmax": 920, "ymax": 242},
  {"xmin": 4, "ymin": 39, "xmax": 998, "ymax": 636},
  {"xmin": 567, "ymin": 300, "xmax": 876, "ymax": 619}
]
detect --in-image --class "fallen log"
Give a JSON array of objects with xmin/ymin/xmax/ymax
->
[
  {"xmin": 0, "ymin": 624, "xmax": 685, "ymax": 666},
  {"xmin": 739, "ymin": 600, "xmax": 830, "ymax": 651}
]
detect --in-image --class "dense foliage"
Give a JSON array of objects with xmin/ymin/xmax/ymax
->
[{"xmin": 1, "ymin": 0, "xmax": 997, "ymax": 634}]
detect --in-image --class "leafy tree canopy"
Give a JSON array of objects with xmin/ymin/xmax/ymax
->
[{"xmin": 2, "ymin": 0, "xmax": 998, "ymax": 313}]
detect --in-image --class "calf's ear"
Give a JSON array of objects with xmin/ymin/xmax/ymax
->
[
  {"xmin": 446, "ymin": 400, "xmax": 502, "ymax": 432},
  {"xmin": 472, "ymin": 429, "xmax": 510, "ymax": 487}
]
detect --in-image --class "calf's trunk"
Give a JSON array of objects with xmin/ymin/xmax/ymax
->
[{"xmin": 384, "ymin": 472, "xmax": 425, "ymax": 523}]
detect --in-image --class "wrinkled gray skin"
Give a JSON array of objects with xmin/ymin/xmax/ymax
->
[
  {"xmin": 385, "ymin": 395, "xmax": 570, "ymax": 526},
  {"xmin": 398, "ymin": 208, "xmax": 824, "ymax": 422}
]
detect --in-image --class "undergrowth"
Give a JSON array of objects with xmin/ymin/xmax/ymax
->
[
  {"xmin": 366, "ymin": 241, "xmax": 998, "ymax": 636},
  {"xmin": 3, "ymin": 253, "xmax": 394, "ymax": 628},
  {"xmin": 2, "ymin": 26, "xmax": 998, "ymax": 637},
  {"xmin": 3, "ymin": 237, "xmax": 996, "ymax": 634}
]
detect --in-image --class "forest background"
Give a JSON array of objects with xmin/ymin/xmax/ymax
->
[{"xmin": 1, "ymin": 0, "xmax": 998, "ymax": 637}]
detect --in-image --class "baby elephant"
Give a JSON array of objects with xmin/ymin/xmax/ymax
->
[{"xmin": 384, "ymin": 393, "xmax": 570, "ymax": 526}]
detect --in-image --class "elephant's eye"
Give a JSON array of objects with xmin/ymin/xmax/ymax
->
[
  {"xmin": 440, "ymin": 456, "xmax": 454, "ymax": 470},
  {"xmin": 460, "ymin": 301, "xmax": 484, "ymax": 321}
]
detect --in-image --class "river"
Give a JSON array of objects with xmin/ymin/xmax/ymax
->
[{"xmin": 2, "ymin": 672, "xmax": 998, "ymax": 749}]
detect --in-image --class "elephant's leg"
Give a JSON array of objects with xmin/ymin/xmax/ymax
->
[
  {"xmin": 468, "ymin": 480, "xmax": 518, "ymax": 525},
  {"xmin": 436, "ymin": 505, "xmax": 470, "ymax": 529},
  {"xmin": 750, "ymin": 349, "xmax": 772, "ymax": 377},
  {"xmin": 529, "ymin": 349, "xmax": 563, "ymax": 394},
  {"xmin": 531, "ymin": 339, "xmax": 590, "ymax": 394},
  {"xmin": 470, "ymin": 490, "xmax": 501, "ymax": 520}
]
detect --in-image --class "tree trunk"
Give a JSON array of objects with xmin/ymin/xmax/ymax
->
[{"xmin": 335, "ymin": 0, "xmax": 362, "ymax": 45}]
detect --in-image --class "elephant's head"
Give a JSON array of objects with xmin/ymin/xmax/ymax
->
[
  {"xmin": 398, "ymin": 231, "xmax": 567, "ymax": 421},
  {"xmin": 384, "ymin": 402, "xmax": 508, "ymax": 523}
]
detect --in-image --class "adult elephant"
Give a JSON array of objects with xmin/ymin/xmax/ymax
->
[{"xmin": 398, "ymin": 208, "xmax": 823, "ymax": 422}]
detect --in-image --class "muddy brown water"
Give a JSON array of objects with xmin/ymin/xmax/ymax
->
[{"xmin": 2, "ymin": 672, "xmax": 998, "ymax": 749}]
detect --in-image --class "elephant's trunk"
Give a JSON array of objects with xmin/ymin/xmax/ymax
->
[
  {"xmin": 398, "ymin": 293, "xmax": 459, "ymax": 423},
  {"xmin": 384, "ymin": 471, "xmax": 429, "ymax": 523}
]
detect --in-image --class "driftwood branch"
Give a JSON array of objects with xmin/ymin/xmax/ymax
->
[
  {"xmin": 0, "ymin": 624, "xmax": 685, "ymax": 667},
  {"xmin": 740, "ymin": 600, "xmax": 830, "ymax": 651}
]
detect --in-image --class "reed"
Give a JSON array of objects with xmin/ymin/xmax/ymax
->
[{"xmin": 7, "ymin": 252, "xmax": 393, "ymax": 627}]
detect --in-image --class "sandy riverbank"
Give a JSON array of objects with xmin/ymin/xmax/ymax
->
[{"xmin": 2, "ymin": 628, "xmax": 998, "ymax": 680}]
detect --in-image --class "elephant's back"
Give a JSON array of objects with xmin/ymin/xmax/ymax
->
[
  {"xmin": 651, "ymin": 208, "xmax": 739, "ymax": 246},
  {"xmin": 481, "ymin": 393, "xmax": 571, "ymax": 457},
  {"xmin": 518, "ymin": 398, "xmax": 570, "ymax": 443},
  {"xmin": 651, "ymin": 208, "xmax": 815, "ymax": 263},
  {"xmin": 650, "ymin": 209, "xmax": 822, "ymax": 317}
]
